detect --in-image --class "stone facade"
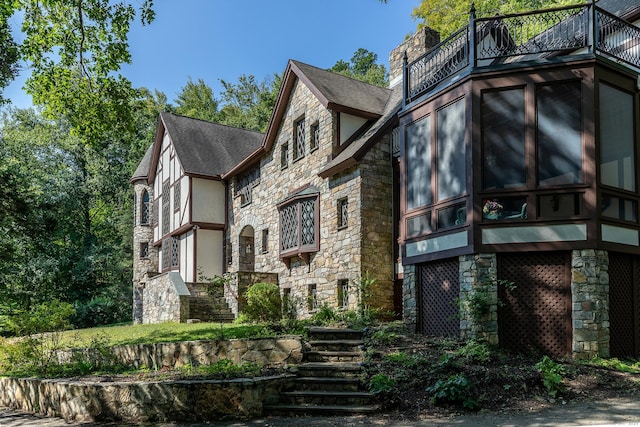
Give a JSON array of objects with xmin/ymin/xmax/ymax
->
[
  {"xmin": 228, "ymin": 77, "xmax": 394, "ymax": 317},
  {"xmin": 402, "ymin": 263, "xmax": 417, "ymax": 332},
  {"xmin": 142, "ymin": 272, "xmax": 190, "ymax": 324},
  {"xmin": 388, "ymin": 27, "xmax": 440, "ymax": 85},
  {"xmin": 571, "ymin": 249, "xmax": 610, "ymax": 359},
  {"xmin": 132, "ymin": 182, "xmax": 158, "ymax": 324},
  {"xmin": 459, "ymin": 253, "xmax": 499, "ymax": 345}
]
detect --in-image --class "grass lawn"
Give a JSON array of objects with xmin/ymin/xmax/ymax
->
[{"xmin": 58, "ymin": 322, "xmax": 278, "ymax": 349}]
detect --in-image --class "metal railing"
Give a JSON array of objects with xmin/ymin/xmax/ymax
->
[{"xmin": 404, "ymin": 2, "xmax": 640, "ymax": 104}]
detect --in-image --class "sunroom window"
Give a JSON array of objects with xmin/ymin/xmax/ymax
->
[{"xmin": 406, "ymin": 116, "xmax": 431, "ymax": 210}]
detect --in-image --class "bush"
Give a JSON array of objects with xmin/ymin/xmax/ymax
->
[
  {"xmin": 244, "ymin": 283, "xmax": 282, "ymax": 322},
  {"xmin": 427, "ymin": 374, "xmax": 478, "ymax": 409},
  {"xmin": 368, "ymin": 373, "xmax": 397, "ymax": 394},
  {"xmin": 535, "ymin": 355, "xmax": 566, "ymax": 397},
  {"xmin": 72, "ymin": 296, "xmax": 131, "ymax": 329}
]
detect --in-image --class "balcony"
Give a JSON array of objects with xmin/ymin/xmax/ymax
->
[{"xmin": 404, "ymin": 3, "xmax": 640, "ymax": 104}]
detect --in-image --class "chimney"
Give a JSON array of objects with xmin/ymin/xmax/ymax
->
[{"xmin": 389, "ymin": 27, "xmax": 440, "ymax": 88}]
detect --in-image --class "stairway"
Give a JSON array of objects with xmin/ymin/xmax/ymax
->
[
  {"xmin": 187, "ymin": 283, "xmax": 235, "ymax": 323},
  {"xmin": 264, "ymin": 327, "xmax": 378, "ymax": 416}
]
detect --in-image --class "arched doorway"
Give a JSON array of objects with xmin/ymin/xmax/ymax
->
[{"xmin": 239, "ymin": 225, "xmax": 255, "ymax": 271}]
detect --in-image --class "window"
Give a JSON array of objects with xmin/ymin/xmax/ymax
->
[
  {"xmin": 537, "ymin": 82, "xmax": 582, "ymax": 186},
  {"xmin": 162, "ymin": 181, "xmax": 170, "ymax": 235},
  {"xmin": 338, "ymin": 279, "xmax": 349, "ymax": 309},
  {"xmin": 600, "ymin": 83, "xmax": 635, "ymax": 192},
  {"xmin": 482, "ymin": 88, "xmax": 526, "ymax": 190},
  {"xmin": 171, "ymin": 236, "xmax": 179, "ymax": 268},
  {"xmin": 173, "ymin": 182, "xmax": 181, "ymax": 212},
  {"xmin": 141, "ymin": 190, "xmax": 150, "ymax": 225},
  {"xmin": 437, "ymin": 203, "xmax": 466, "ymax": 229},
  {"xmin": 226, "ymin": 241, "xmax": 233, "ymax": 265},
  {"xmin": 310, "ymin": 122, "xmax": 319, "ymax": 152},
  {"xmin": 406, "ymin": 116, "xmax": 432, "ymax": 210},
  {"xmin": 152, "ymin": 199, "xmax": 159, "ymax": 226},
  {"xmin": 162, "ymin": 238, "xmax": 170, "ymax": 271},
  {"xmin": 281, "ymin": 143, "xmax": 289, "ymax": 169},
  {"xmin": 437, "ymin": 98, "xmax": 466, "ymax": 200},
  {"xmin": 236, "ymin": 167, "xmax": 260, "ymax": 206},
  {"xmin": 406, "ymin": 213, "xmax": 432, "ymax": 238},
  {"xmin": 279, "ymin": 193, "xmax": 319, "ymax": 257},
  {"xmin": 308, "ymin": 284, "xmax": 317, "ymax": 310},
  {"xmin": 139, "ymin": 242, "xmax": 149, "ymax": 259},
  {"xmin": 602, "ymin": 195, "xmax": 637, "ymax": 222},
  {"xmin": 294, "ymin": 117, "xmax": 306, "ymax": 160},
  {"xmin": 261, "ymin": 229, "xmax": 269, "ymax": 253},
  {"xmin": 337, "ymin": 198, "xmax": 348, "ymax": 229}
]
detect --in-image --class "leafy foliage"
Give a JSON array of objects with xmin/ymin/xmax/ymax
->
[
  {"xmin": 368, "ymin": 373, "xmax": 397, "ymax": 394},
  {"xmin": 535, "ymin": 355, "xmax": 566, "ymax": 397},
  {"xmin": 244, "ymin": 283, "xmax": 282, "ymax": 323},
  {"xmin": 427, "ymin": 374, "xmax": 479, "ymax": 409},
  {"xmin": 329, "ymin": 48, "xmax": 388, "ymax": 87}
]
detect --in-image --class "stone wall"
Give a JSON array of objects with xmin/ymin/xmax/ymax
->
[
  {"xmin": 459, "ymin": 253, "xmax": 499, "ymax": 345},
  {"xmin": 571, "ymin": 249, "xmax": 610, "ymax": 359},
  {"xmin": 389, "ymin": 27, "xmax": 441, "ymax": 86},
  {"xmin": 58, "ymin": 336, "xmax": 304, "ymax": 369},
  {"xmin": 402, "ymin": 264, "xmax": 417, "ymax": 332},
  {"xmin": 132, "ymin": 181, "xmax": 158, "ymax": 324},
  {"xmin": 143, "ymin": 272, "xmax": 190, "ymax": 324},
  {"xmin": 0, "ymin": 375, "xmax": 293, "ymax": 423}
]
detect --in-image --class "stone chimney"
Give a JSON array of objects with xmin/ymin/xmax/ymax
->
[{"xmin": 389, "ymin": 27, "xmax": 440, "ymax": 88}]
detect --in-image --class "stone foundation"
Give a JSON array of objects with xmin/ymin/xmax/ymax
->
[{"xmin": 459, "ymin": 253, "xmax": 499, "ymax": 345}]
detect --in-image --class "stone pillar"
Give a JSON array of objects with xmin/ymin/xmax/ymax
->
[
  {"xmin": 132, "ymin": 181, "xmax": 157, "ymax": 324},
  {"xmin": 403, "ymin": 264, "xmax": 417, "ymax": 332},
  {"xmin": 571, "ymin": 249, "xmax": 610, "ymax": 359},
  {"xmin": 459, "ymin": 253, "xmax": 499, "ymax": 345}
]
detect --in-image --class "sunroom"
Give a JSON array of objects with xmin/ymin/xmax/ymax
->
[{"xmin": 399, "ymin": 1, "xmax": 640, "ymax": 358}]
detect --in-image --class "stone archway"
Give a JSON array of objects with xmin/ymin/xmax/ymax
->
[{"xmin": 239, "ymin": 225, "xmax": 255, "ymax": 272}]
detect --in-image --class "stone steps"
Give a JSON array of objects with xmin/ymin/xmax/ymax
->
[{"xmin": 265, "ymin": 327, "xmax": 377, "ymax": 417}]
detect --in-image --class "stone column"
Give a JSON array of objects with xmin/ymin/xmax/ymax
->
[
  {"xmin": 459, "ymin": 253, "xmax": 499, "ymax": 345},
  {"xmin": 571, "ymin": 249, "xmax": 610, "ymax": 359},
  {"xmin": 403, "ymin": 264, "xmax": 417, "ymax": 332}
]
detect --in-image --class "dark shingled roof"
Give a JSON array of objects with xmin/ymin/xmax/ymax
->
[
  {"xmin": 597, "ymin": 0, "xmax": 640, "ymax": 18},
  {"xmin": 159, "ymin": 112, "xmax": 263, "ymax": 177},
  {"xmin": 131, "ymin": 144, "xmax": 154, "ymax": 183},
  {"xmin": 291, "ymin": 60, "xmax": 391, "ymax": 117}
]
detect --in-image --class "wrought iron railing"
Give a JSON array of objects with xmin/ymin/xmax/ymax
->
[{"xmin": 404, "ymin": 2, "xmax": 640, "ymax": 104}]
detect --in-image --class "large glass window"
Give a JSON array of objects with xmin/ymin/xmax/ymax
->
[
  {"xmin": 406, "ymin": 116, "xmax": 431, "ymax": 210},
  {"xmin": 600, "ymin": 83, "xmax": 635, "ymax": 192},
  {"xmin": 437, "ymin": 98, "xmax": 466, "ymax": 200},
  {"xmin": 482, "ymin": 88, "xmax": 526, "ymax": 189},
  {"xmin": 537, "ymin": 82, "xmax": 582, "ymax": 186}
]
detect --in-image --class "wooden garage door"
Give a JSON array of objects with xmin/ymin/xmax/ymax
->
[
  {"xmin": 498, "ymin": 252, "xmax": 571, "ymax": 357},
  {"xmin": 419, "ymin": 257, "xmax": 460, "ymax": 337}
]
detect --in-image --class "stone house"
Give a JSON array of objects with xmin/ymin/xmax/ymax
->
[
  {"xmin": 222, "ymin": 60, "xmax": 400, "ymax": 317},
  {"xmin": 396, "ymin": 0, "xmax": 640, "ymax": 359},
  {"xmin": 130, "ymin": 112, "xmax": 262, "ymax": 323}
]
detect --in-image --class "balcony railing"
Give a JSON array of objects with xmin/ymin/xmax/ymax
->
[{"xmin": 404, "ymin": 2, "xmax": 640, "ymax": 104}]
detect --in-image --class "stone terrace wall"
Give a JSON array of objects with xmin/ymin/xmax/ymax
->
[
  {"xmin": 58, "ymin": 337, "xmax": 304, "ymax": 370},
  {"xmin": 143, "ymin": 272, "xmax": 190, "ymax": 324},
  {"xmin": 0, "ymin": 375, "xmax": 293, "ymax": 423}
]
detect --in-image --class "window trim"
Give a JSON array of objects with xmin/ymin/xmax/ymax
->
[
  {"xmin": 337, "ymin": 197, "xmax": 348, "ymax": 230},
  {"xmin": 293, "ymin": 115, "xmax": 306, "ymax": 161},
  {"xmin": 280, "ymin": 142, "xmax": 289, "ymax": 169},
  {"xmin": 278, "ymin": 189, "xmax": 320, "ymax": 262},
  {"xmin": 140, "ymin": 189, "xmax": 150, "ymax": 225},
  {"xmin": 310, "ymin": 122, "xmax": 319, "ymax": 152}
]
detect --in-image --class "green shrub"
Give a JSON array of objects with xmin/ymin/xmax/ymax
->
[
  {"xmin": 535, "ymin": 355, "xmax": 565, "ymax": 397},
  {"xmin": 368, "ymin": 373, "xmax": 396, "ymax": 394},
  {"xmin": 72, "ymin": 296, "xmax": 130, "ymax": 329},
  {"xmin": 244, "ymin": 283, "xmax": 282, "ymax": 322},
  {"xmin": 455, "ymin": 340, "xmax": 493, "ymax": 362},
  {"xmin": 427, "ymin": 374, "xmax": 478, "ymax": 409},
  {"xmin": 311, "ymin": 303, "xmax": 338, "ymax": 324}
]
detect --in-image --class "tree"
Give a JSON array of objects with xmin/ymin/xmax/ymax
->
[
  {"xmin": 175, "ymin": 78, "xmax": 220, "ymax": 122},
  {"xmin": 329, "ymin": 48, "xmax": 388, "ymax": 87},
  {"xmin": 0, "ymin": 5, "xmax": 18, "ymax": 105},
  {"xmin": 5, "ymin": 0, "xmax": 155, "ymax": 145},
  {"xmin": 411, "ymin": 0, "xmax": 583, "ymax": 38}
]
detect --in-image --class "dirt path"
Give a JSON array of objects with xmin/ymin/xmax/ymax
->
[{"xmin": 2, "ymin": 397, "xmax": 640, "ymax": 427}]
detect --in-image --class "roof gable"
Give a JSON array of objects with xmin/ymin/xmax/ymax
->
[
  {"xmin": 224, "ymin": 59, "xmax": 392, "ymax": 178},
  {"xmin": 145, "ymin": 112, "xmax": 263, "ymax": 182}
]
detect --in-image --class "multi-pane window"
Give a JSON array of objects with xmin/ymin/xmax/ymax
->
[
  {"xmin": 139, "ymin": 242, "xmax": 149, "ymax": 259},
  {"xmin": 261, "ymin": 229, "xmax": 269, "ymax": 253},
  {"xmin": 281, "ymin": 143, "xmax": 289, "ymax": 169},
  {"xmin": 310, "ymin": 122, "xmax": 319, "ymax": 152},
  {"xmin": 279, "ymin": 195, "xmax": 318, "ymax": 256},
  {"xmin": 482, "ymin": 88, "xmax": 525, "ymax": 190},
  {"xmin": 162, "ymin": 238, "xmax": 170, "ymax": 271},
  {"xmin": 337, "ymin": 198, "xmax": 348, "ymax": 229},
  {"xmin": 162, "ymin": 181, "xmax": 170, "ymax": 235},
  {"xmin": 308, "ymin": 284, "xmax": 317, "ymax": 310},
  {"xmin": 338, "ymin": 279, "xmax": 349, "ymax": 309},
  {"xmin": 236, "ymin": 167, "xmax": 260, "ymax": 206},
  {"xmin": 173, "ymin": 182, "xmax": 181, "ymax": 212},
  {"xmin": 171, "ymin": 236, "xmax": 179, "ymax": 268},
  {"xmin": 293, "ymin": 117, "xmax": 306, "ymax": 160},
  {"xmin": 141, "ymin": 190, "xmax": 150, "ymax": 225}
]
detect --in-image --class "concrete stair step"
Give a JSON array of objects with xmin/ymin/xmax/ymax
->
[
  {"xmin": 305, "ymin": 351, "xmax": 364, "ymax": 363},
  {"xmin": 263, "ymin": 403, "xmax": 379, "ymax": 416},
  {"xmin": 307, "ymin": 340, "xmax": 364, "ymax": 353},
  {"xmin": 293, "ymin": 376, "xmax": 361, "ymax": 392},
  {"xmin": 308, "ymin": 327, "xmax": 364, "ymax": 341},
  {"xmin": 278, "ymin": 390, "xmax": 374, "ymax": 406},
  {"xmin": 296, "ymin": 362, "xmax": 363, "ymax": 378}
]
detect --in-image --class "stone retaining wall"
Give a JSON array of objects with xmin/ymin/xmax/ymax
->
[
  {"xmin": 0, "ymin": 375, "xmax": 294, "ymax": 423},
  {"xmin": 57, "ymin": 337, "xmax": 304, "ymax": 369}
]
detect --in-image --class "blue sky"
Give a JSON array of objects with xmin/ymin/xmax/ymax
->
[{"xmin": 4, "ymin": 0, "xmax": 421, "ymax": 109}]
